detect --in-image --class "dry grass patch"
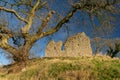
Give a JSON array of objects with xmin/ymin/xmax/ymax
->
[{"xmin": 0, "ymin": 56, "xmax": 120, "ymax": 80}]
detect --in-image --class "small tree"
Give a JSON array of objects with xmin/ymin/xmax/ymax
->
[{"xmin": 107, "ymin": 43, "xmax": 120, "ymax": 58}]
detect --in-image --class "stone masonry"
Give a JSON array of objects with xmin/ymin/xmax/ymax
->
[
  {"xmin": 45, "ymin": 40, "xmax": 63, "ymax": 57},
  {"xmin": 45, "ymin": 32, "xmax": 92, "ymax": 57}
]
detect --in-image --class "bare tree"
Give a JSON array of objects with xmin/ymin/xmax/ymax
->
[
  {"xmin": 86, "ymin": 0, "xmax": 120, "ymax": 54},
  {"xmin": 0, "ymin": 0, "xmax": 119, "ymax": 65}
]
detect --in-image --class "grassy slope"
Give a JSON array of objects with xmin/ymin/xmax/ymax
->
[{"xmin": 0, "ymin": 56, "xmax": 120, "ymax": 80}]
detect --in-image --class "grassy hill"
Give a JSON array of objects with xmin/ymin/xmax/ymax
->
[{"xmin": 0, "ymin": 56, "xmax": 120, "ymax": 80}]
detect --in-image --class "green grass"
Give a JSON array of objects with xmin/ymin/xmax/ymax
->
[
  {"xmin": 0, "ymin": 56, "xmax": 120, "ymax": 80},
  {"xmin": 91, "ymin": 59, "xmax": 120, "ymax": 80},
  {"xmin": 48, "ymin": 62, "xmax": 81, "ymax": 77}
]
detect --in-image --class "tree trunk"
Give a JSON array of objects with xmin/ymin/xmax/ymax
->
[
  {"xmin": 12, "ymin": 44, "xmax": 31, "ymax": 63},
  {"xmin": 4, "ymin": 43, "xmax": 32, "ymax": 73}
]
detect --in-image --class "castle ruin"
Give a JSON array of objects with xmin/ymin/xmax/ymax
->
[{"xmin": 45, "ymin": 32, "xmax": 92, "ymax": 57}]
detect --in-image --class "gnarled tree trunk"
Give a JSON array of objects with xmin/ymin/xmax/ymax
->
[{"xmin": 12, "ymin": 44, "xmax": 31, "ymax": 63}]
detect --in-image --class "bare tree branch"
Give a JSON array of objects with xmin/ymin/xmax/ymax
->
[
  {"xmin": 12, "ymin": 0, "xmax": 47, "ymax": 9},
  {"xmin": 37, "ymin": 11, "xmax": 55, "ymax": 34},
  {"xmin": 0, "ymin": 24, "xmax": 13, "ymax": 35},
  {"xmin": 0, "ymin": 6, "xmax": 28, "ymax": 23},
  {"xmin": 21, "ymin": 0, "xmax": 40, "ymax": 34},
  {"xmin": 42, "ymin": 9, "xmax": 77, "ymax": 37},
  {"xmin": 36, "ymin": 0, "xmax": 119, "ymax": 40},
  {"xmin": 81, "ymin": 0, "xmax": 119, "ymax": 14},
  {"xmin": 0, "ymin": 24, "xmax": 17, "ymax": 57},
  {"xmin": 29, "ymin": 8, "xmax": 77, "ymax": 43},
  {"xmin": 0, "ymin": 33, "xmax": 17, "ymax": 55},
  {"xmin": 27, "ymin": 3, "xmax": 81, "ymax": 44},
  {"xmin": 24, "ymin": 6, "xmax": 78, "ymax": 46}
]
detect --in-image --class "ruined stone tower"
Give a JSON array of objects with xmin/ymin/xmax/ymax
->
[{"xmin": 45, "ymin": 32, "xmax": 92, "ymax": 57}]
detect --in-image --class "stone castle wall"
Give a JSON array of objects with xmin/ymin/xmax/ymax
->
[{"xmin": 45, "ymin": 32, "xmax": 92, "ymax": 57}]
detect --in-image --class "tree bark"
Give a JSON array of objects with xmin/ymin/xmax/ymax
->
[{"xmin": 12, "ymin": 43, "xmax": 31, "ymax": 63}]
